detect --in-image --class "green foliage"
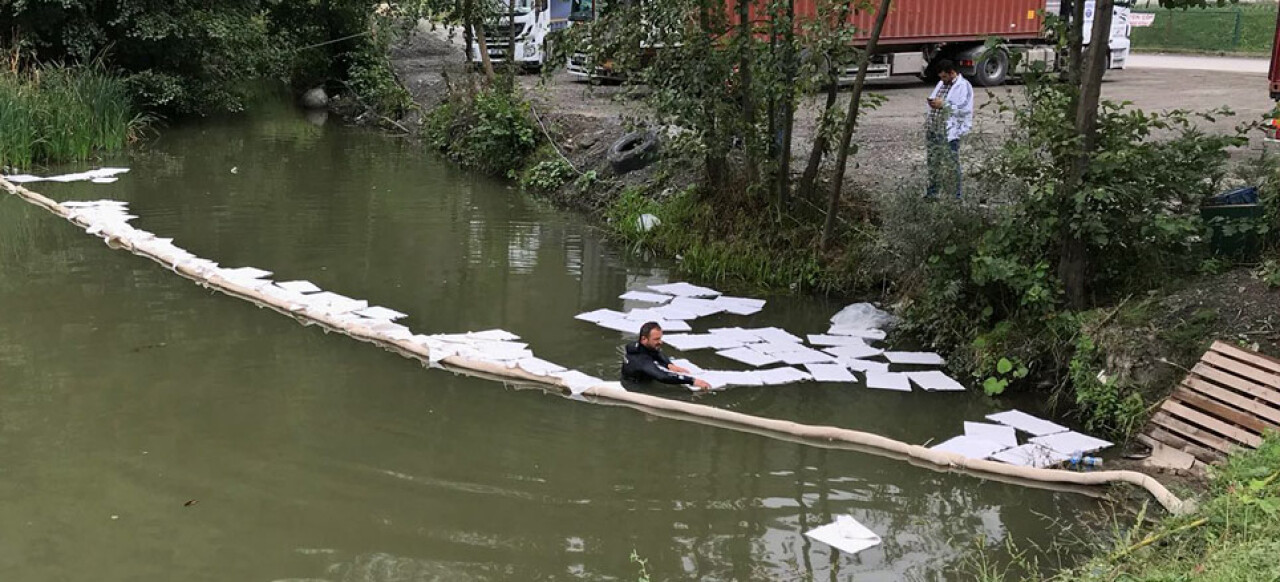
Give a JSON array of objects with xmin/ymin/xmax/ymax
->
[
  {"xmin": 1, "ymin": 0, "xmax": 427, "ymax": 116},
  {"xmin": 520, "ymin": 156, "xmax": 576, "ymax": 194},
  {"xmin": 0, "ymin": 65, "xmax": 147, "ymax": 169},
  {"xmin": 1058, "ymin": 434, "xmax": 1280, "ymax": 582},
  {"xmin": 1253, "ymin": 259, "xmax": 1280, "ymax": 288},
  {"xmin": 1068, "ymin": 333, "xmax": 1147, "ymax": 439},
  {"xmin": 425, "ymin": 87, "xmax": 539, "ymax": 176},
  {"xmin": 975, "ymin": 83, "xmax": 1244, "ymax": 315}
]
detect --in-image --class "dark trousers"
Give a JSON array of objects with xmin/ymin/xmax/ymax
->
[{"xmin": 926, "ymin": 135, "xmax": 962, "ymax": 199}]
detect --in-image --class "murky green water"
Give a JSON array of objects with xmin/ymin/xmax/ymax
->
[{"xmin": 0, "ymin": 107, "xmax": 1097, "ymax": 581}]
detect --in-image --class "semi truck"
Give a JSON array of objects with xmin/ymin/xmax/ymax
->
[
  {"xmin": 468, "ymin": 0, "xmax": 574, "ymax": 68},
  {"xmin": 564, "ymin": 0, "xmax": 1132, "ymax": 86}
]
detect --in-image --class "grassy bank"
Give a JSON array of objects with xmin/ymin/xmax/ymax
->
[
  {"xmin": 971, "ymin": 434, "xmax": 1280, "ymax": 581},
  {"xmin": 0, "ymin": 66, "xmax": 146, "ymax": 169},
  {"xmin": 1131, "ymin": 4, "xmax": 1277, "ymax": 55}
]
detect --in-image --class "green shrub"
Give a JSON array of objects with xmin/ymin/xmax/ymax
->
[
  {"xmin": 520, "ymin": 157, "xmax": 576, "ymax": 194},
  {"xmin": 425, "ymin": 87, "xmax": 539, "ymax": 177},
  {"xmin": 0, "ymin": 65, "xmax": 147, "ymax": 169}
]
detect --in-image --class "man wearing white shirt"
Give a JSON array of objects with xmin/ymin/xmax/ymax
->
[{"xmin": 925, "ymin": 60, "xmax": 973, "ymax": 198}]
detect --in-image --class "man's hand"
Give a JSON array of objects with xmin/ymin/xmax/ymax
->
[
  {"xmin": 668, "ymin": 363, "xmax": 691, "ymax": 375},
  {"xmin": 692, "ymin": 378, "xmax": 712, "ymax": 391},
  {"xmin": 928, "ymin": 97, "xmax": 943, "ymax": 110}
]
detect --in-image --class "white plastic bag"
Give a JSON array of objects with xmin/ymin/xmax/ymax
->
[{"xmin": 828, "ymin": 302, "xmax": 897, "ymax": 336}]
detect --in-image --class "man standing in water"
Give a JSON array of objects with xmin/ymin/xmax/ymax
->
[
  {"xmin": 925, "ymin": 60, "xmax": 973, "ymax": 198},
  {"xmin": 621, "ymin": 322, "xmax": 712, "ymax": 391}
]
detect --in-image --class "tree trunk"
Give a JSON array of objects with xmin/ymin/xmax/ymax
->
[
  {"xmin": 737, "ymin": 0, "xmax": 758, "ymax": 188},
  {"xmin": 462, "ymin": 0, "xmax": 475, "ymax": 64},
  {"xmin": 508, "ymin": 0, "xmax": 518, "ymax": 76},
  {"xmin": 775, "ymin": 0, "xmax": 797, "ymax": 208},
  {"xmin": 472, "ymin": 8, "xmax": 497, "ymax": 81},
  {"xmin": 799, "ymin": 55, "xmax": 839, "ymax": 200},
  {"xmin": 819, "ymin": 0, "xmax": 891, "ymax": 251},
  {"xmin": 1059, "ymin": 0, "xmax": 1113, "ymax": 309}
]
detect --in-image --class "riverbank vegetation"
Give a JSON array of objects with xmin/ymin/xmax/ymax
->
[
  {"xmin": 968, "ymin": 433, "xmax": 1280, "ymax": 581},
  {"xmin": 0, "ymin": 64, "xmax": 147, "ymax": 169},
  {"xmin": 0, "ymin": 0, "xmax": 426, "ymax": 166},
  {"xmin": 420, "ymin": 0, "xmax": 1274, "ymax": 446}
]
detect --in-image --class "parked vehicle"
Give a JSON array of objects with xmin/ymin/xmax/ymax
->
[
  {"xmin": 565, "ymin": 0, "xmax": 1132, "ymax": 86},
  {"xmin": 468, "ymin": 0, "xmax": 574, "ymax": 69}
]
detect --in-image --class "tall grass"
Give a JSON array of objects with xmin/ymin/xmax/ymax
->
[{"xmin": 0, "ymin": 64, "xmax": 148, "ymax": 170}]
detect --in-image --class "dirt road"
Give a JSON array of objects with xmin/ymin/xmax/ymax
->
[{"xmin": 394, "ymin": 26, "xmax": 1277, "ymax": 196}]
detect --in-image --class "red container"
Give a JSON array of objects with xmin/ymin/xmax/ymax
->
[{"xmin": 784, "ymin": 0, "xmax": 1049, "ymax": 47}]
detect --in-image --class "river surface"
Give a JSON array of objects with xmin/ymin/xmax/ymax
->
[{"xmin": 0, "ymin": 106, "xmax": 1097, "ymax": 581}]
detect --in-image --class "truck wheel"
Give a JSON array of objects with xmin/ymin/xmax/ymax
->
[
  {"xmin": 972, "ymin": 50, "xmax": 1009, "ymax": 87},
  {"xmin": 608, "ymin": 131, "xmax": 660, "ymax": 174}
]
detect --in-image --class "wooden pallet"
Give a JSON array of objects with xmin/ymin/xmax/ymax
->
[{"xmin": 1144, "ymin": 341, "xmax": 1280, "ymax": 464}]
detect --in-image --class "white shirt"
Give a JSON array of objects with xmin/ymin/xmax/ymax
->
[{"xmin": 928, "ymin": 75, "xmax": 974, "ymax": 142}]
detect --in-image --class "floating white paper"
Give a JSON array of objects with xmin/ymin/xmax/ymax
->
[
  {"xmin": 516, "ymin": 357, "xmax": 568, "ymax": 376},
  {"xmin": 822, "ymin": 343, "xmax": 884, "ymax": 360},
  {"xmin": 750, "ymin": 342, "xmax": 812, "ymax": 356},
  {"xmin": 276, "ymin": 280, "xmax": 322, "ymax": 294},
  {"xmin": 552, "ymin": 370, "xmax": 604, "ymax": 395},
  {"xmin": 931, "ymin": 435, "xmax": 1010, "ymax": 459},
  {"xmin": 699, "ymin": 370, "xmax": 764, "ymax": 389},
  {"xmin": 668, "ymin": 297, "xmax": 726, "ymax": 317},
  {"xmin": 992, "ymin": 444, "xmax": 1070, "ymax": 468},
  {"xmin": 593, "ymin": 316, "xmax": 644, "ymax": 333},
  {"xmin": 5, "ymin": 167, "xmax": 130, "ymax": 184},
  {"xmin": 369, "ymin": 322, "xmax": 414, "ymax": 341},
  {"xmin": 306, "ymin": 292, "xmax": 369, "ymax": 314},
  {"xmin": 631, "ymin": 305, "xmax": 699, "ymax": 321},
  {"xmin": 963, "ymin": 422, "xmax": 1019, "ymax": 449},
  {"xmin": 777, "ymin": 347, "xmax": 838, "ymax": 365},
  {"xmin": 807, "ymin": 334, "xmax": 877, "ymax": 347},
  {"xmin": 751, "ymin": 327, "xmax": 803, "ymax": 344},
  {"xmin": 804, "ymin": 363, "xmax": 858, "ymax": 383},
  {"xmin": 882, "ymin": 351, "xmax": 946, "ymax": 366},
  {"xmin": 646, "ymin": 318, "xmax": 692, "ymax": 332},
  {"xmin": 468, "ymin": 329, "xmax": 522, "ymax": 342},
  {"xmin": 670, "ymin": 359, "xmax": 706, "ymax": 375},
  {"xmin": 707, "ymin": 327, "xmax": 766, "ymax": 345},
  {"xmin": 716, "ymin": 347, "xmax": 780, "ymax": 367},
  {"xmin": 908, "ymin": 370, "xmax": 966, "ymax": 392},
  {"xmin": 661, "ymin": 334, "xmax": 716, "ymax": 351},
  {"xmin": 986, "ymin": 410, "xmax": 1070, "ymax": 437},
  {"xmin": 827, "ymin": 328, "xmax": 887, "ymax": 341},
  {"xmin": 620, "ymin": 290, "xmax": 673, "ymax": 303},
  {"xmin": 843, "ymin": 359, "xmax": 890, "ymax": 374},
  {"xmin": 864, "ymin": 371, "xmax": 912, "ymax": 392},
  {"xmin": 805, "ymin": 515, "xmax": 882, "ymax": 555},
  {"xmin": 1030, "ymin": 431, "xmax": 1114, "ymax": 455},
  {"xmin": 575, "ymin": 308, "xmax": 627, "ymax": 323},
  {"xmin": 755, "ymin": 366, "xmax": 813, "ymax": 385},
  {"xmin": 713, "ymin": 295, "xmax": 766, "ymax": 315},
  {"xmin": 648, "ymin": 282, "xmax": 721, "ymax": 297},
  {"xmin": 220, "ymin": 267, "xmax": 274, "ymax": 280},
  {"xmin": 356, "ymin": 306, "xmax": 409, "ymax": 321}
]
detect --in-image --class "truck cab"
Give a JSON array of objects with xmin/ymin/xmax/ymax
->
[{"xmin": 469, "ymin": 0, "xmax": 573, "ymax": 69}]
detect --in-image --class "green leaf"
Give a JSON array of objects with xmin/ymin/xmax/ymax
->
[
  {"xmin": 997, "ymin": 358, "xmax": 1014, "ymax": 375},
  {"xmin": 983, "ymin": 377, "xmax": 1008, "ymax": 396}
]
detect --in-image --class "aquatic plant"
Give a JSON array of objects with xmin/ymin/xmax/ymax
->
[{"xmin": 0, "ymin": 64, "xmax": 148, "ymax": 169}]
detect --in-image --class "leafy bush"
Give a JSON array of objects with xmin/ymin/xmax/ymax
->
[
  {"xmin": 520, "ymin": 157, "xmax": 576, "ymax": 194},
  {"xmin": 425, "ymin": 87, "xmax": 539, "ymax": 177}
]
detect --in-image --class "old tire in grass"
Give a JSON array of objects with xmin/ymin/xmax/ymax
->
[{"xmin": 608, "ymin": 131, "xmax": 659, "ymax": 174}]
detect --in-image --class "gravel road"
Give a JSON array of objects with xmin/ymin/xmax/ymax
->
[{"xmin": 395, "ymin": 25, "xmax": 1277, "ymax": 195}]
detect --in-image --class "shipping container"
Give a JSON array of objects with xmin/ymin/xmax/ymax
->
[{"xmin": 820, "ymin": 0, "xmax": 1047, "ymax": 47}]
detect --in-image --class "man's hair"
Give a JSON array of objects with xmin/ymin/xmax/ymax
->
[
  {"xmin": 639, "ymin": 321, "xmax": 662, "ymax": 341},
  {"xmin": 935, "ymin": 59, "xmax": 958, "ymax": 74}
]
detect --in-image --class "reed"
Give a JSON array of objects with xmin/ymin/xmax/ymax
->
[{"xmin": 0, "ymin": 64, "xmax": 149, "ymax": 169}]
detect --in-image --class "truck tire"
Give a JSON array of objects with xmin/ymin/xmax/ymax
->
[
  {"xmin": 972, "ymin": 50, "xmax": 1009, "ymax": 87},
  {"xmin": 608, "ymin": 131, "xmax": 659, "ymax": 174}
]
